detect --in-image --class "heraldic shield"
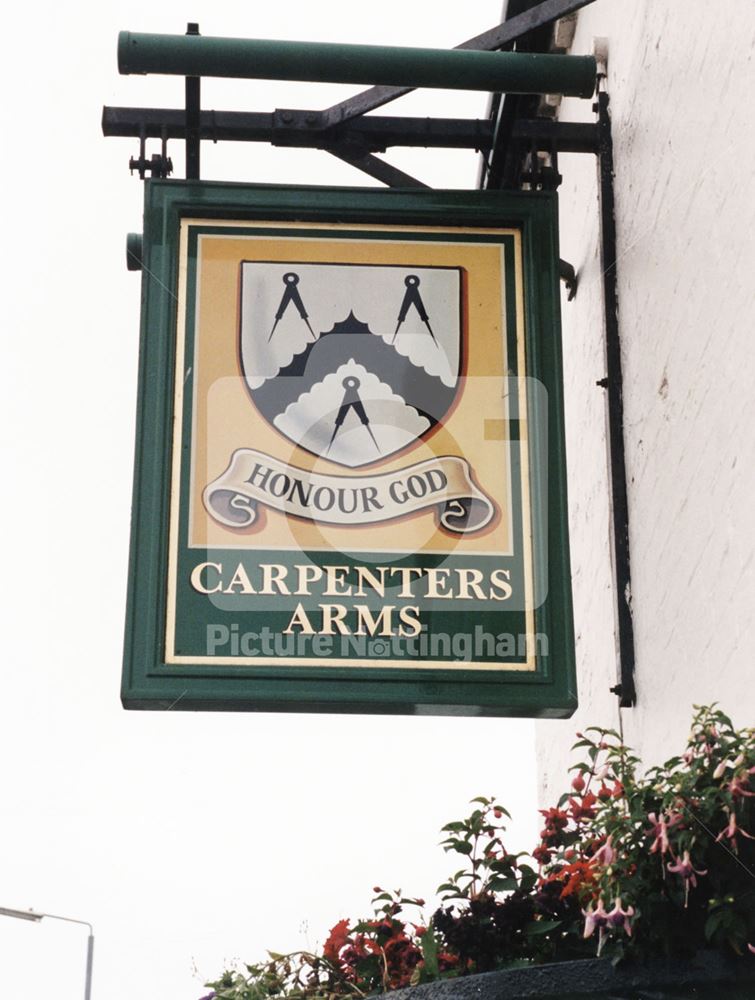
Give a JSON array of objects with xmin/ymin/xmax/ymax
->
[{"xmin": 239, "ymin": 262, "xmax": 463, "ymax": 468}]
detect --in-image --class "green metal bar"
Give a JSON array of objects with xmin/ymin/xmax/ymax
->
[{"xmin": 118, "ymin": 31, "xmax": 596, "ymax": 98}]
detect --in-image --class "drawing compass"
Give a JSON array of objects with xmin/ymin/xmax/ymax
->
[
  {"xmin": 392, "ymin": 274, "xmax": 438, "ymax": 346},
  {"xmin": 326, "ymin": 376, "xmax": 380, "ymax": 455},
  {"xmin": 267, "ymin": 271, "xmax": 316, "ymax": 342}
]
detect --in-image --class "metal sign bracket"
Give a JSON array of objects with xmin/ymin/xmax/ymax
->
[
  {"xmin": 103, "ymin": 0, "xmax": 598, "ymax": 188},
  {"xmin": 103, "ymin": 0, "xmax": 635, "ymax": 708}
]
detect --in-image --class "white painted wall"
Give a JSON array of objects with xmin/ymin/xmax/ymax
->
[{"xmin": 535, "ymin": 0, "xmax": 755, "ymax": 803}]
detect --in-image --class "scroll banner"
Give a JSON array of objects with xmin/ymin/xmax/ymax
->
[{"xmin": 204, "ymin": 449, "xmax": 495, "ymax": 534}]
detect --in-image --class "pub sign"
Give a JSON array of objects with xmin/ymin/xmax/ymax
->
[{"xmin": 122, "ymin": 181, "xmax": 576, "ymax": 715}]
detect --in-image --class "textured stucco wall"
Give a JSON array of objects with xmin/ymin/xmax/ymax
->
[{"xmin": 535, "ymin": 0, "xmax": 755, "ymax": 803}]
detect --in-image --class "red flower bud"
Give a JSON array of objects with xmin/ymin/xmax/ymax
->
[{"xmin": 571, "ymin": 773, "xmax": 586, "ymax": 793}]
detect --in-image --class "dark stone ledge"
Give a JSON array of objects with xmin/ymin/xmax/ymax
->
[{"xmin": 385, "ymin": 951, "xmax": 755, "ymax": 999}]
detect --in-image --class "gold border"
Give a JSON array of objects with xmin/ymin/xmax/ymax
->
[{"xmin": 165, "ymin": 219, "xmax": 536, "ymax": 671}]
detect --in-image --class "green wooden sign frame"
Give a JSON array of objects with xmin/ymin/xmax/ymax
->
[{"xmin": 122, "ymin": 180, "xmax": 576, "ymax": 716}]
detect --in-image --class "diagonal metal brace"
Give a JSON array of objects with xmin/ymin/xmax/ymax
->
[
  {"xmin": 328, "ymin": 148, "xmax": 429, "ymax": 189},
  {"xmin": 320, "ymin": 0, "xmax": 597, "ymax": 126}
]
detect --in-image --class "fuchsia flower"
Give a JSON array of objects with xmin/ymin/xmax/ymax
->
[
  {"xmin": 582, "ymin": 898, "xmax": 609, "ymax": 954},
  {"xmin": 569, "ymin": 791, "xmax": 597, "ymax": 822},
  {"xmin": 729, "ymin": 772, "xmax": 755, "ymax": 800},
  {"xmin": 591, "ymin": 834, "xmax": 615, "ymax": 866},
  {"xmin": 713, "ymin": 751, "xmax": 747, "ymax": 779},
  {"xmin": 583, "ymin": 897, "xmax": 634, "ymax": 955},
  {"xmin": 667, "ymin": 851, "xmax": 708, "ymax": 907},
  {"xmin": 713, "ymin": 758, "xmax": 729, "ymax": 780},
  {"xmin": 606, "ymin": 897, "xmax": 635, "ymax": 936},
  {"xmin": 571, "ymin": 772, "xmax": 586, "ymax": 793},
  {"xmin": 646, "ymin": 812, "xmax": 673, "ymax": 855},
  {"xmin": 716, "ymin": 810, "xmax": 755, "ymax": 848}
]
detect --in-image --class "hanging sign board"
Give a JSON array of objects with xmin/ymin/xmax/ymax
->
[{"xmin": 122, "ymin": 181, "xmax": 576, "ymax": 716}]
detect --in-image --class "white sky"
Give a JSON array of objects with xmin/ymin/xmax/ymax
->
[{"xmin": 0, "ymin": 3, "xmax": 540, "ymax": 998}]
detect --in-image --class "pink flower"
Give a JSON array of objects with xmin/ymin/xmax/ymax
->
[
  {"xmin": 582, "ymin": 898, "xmax": 608, "ymax": 938},
  {"xmin": 667, "ymin": 851, "xmax": 708, "ymax": 907},
  {"xmin": 716, "ymin": 810, "xmax": 755, "ymax": 848},
  {"xmin": 646, "ymin": 812, "xmax": 675, "ymax": 855},
  {"xmin": 606, "ymin": 897, "xmax": 635, "ymax": 936},
  {"xmin": 667, "ymin": 850, "xmax": 707, "ymax": 883},
  {"xmin": 591, "ymin": 834, "xmax": 615, "ymax": 866},
  {"xmin": 729, "ymin": 773, "xmax": 755, "ymax": 800},
  {"xmin": 713, "ymin": 759, "xmax": 729, "ymax": 780},
  {"xmin": 582, "ymin": 897, "xmax": 609, "ymax": 955}
]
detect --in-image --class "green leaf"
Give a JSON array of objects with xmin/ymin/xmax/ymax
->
[
  {"xmin": 441, "ymin": 821, "xmax": 467, "ymax": 833},
  {"xmin": 421, "ymin": 928, "xmax": 439, "ymax": 979},
  {"xmin": 470, "ymin": 796, "xmax": 491, "ymax": 805},
  {"xmin": 520, "ymin": 872, "xmax": 538, "ymax": 894},
  {"xmin": 488, "ymin": 876, "xmax": 518, "ymax": 892},
  {"xmin": 446, "ymin": 839, "xmax": 473, "ymax": 855},
  {"xmin": 704, "ymin": 908, "xmax": 729, "ymax": 941},
  {"xmin": 523, "ymin": 919, "xmax": 562, "ymax": 936}
]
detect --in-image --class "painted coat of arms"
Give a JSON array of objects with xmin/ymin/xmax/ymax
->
[
  {"xmin": 243, "ymin": 262, "xmax": 460, "ymax": 466},
  {"xmin": 204, "ymin": 260, "xmax": 495, "ymax": 534}
]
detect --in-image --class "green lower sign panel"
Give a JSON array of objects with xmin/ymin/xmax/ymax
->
[{"xmin": 122, "ymin": 181, "xmax": 576, "ymax": 715}]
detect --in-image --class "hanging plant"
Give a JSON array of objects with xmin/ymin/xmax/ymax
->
[{"xmin": 202, "ymin": 705, "xmax": 755, "ymax": 998}]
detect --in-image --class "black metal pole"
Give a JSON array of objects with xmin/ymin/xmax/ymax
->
[
  {"xmin": 597, "ymin": 90, "xmax": 636, "ymax": 707},
  {"xmin": 185, "ymin": 23, "xmax": 200, "ymax": 180}
]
